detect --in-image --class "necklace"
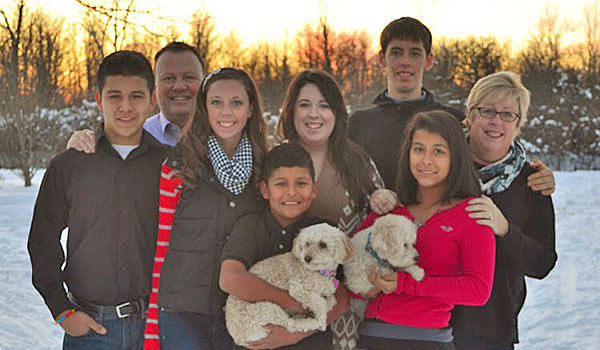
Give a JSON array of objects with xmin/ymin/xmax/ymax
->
[{"xmin": 411, "ymin": 202, "xmax": 444, "ymax": 228}]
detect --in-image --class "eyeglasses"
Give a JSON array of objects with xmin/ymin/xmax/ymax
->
[{"xmin": 473, "ymin": 107, "xmax": 520, "ymax": 122}]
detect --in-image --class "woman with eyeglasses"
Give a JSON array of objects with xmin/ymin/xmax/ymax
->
[
  {"xmin": 370, "ymin": 71, "xmax": 558, "ymax": 350},
  {"xmin": 449, "ymin": 71, "xmax": 558, "ymax": 350}
]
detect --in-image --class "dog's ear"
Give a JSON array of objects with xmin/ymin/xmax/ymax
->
[
  {"xmin": 335, "ymin": 235, "xmax": 354, "ymax": 263},
  {"xmin": 292, "ymin": 235, "xmax": 302, "ymax": 260},
  {"xmin": 372, "ymin": 220, "xmax": 396, "ymax": 253}
]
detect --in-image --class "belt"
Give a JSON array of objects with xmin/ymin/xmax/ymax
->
[{"xmin": 68, "ymin": 292, "xmax": 148, "ymax": 319}]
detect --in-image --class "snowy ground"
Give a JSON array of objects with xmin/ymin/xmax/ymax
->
[{"xmin": 0, "ymin": 169, "xmax": 598, "ymax": 349}]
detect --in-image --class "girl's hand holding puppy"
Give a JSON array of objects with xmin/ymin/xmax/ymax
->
[{"xmin": 367, "ymin": 266, "xmax": 398, "ymax": 295}]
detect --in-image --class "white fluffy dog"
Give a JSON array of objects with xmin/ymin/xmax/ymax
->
[
  {"xmin": 344, "ymin": 214, "xmax": 424, "ymax": 296},
  {"xmin": 225, "ymin": 223, "xmax": 354, "ymax": 347}
]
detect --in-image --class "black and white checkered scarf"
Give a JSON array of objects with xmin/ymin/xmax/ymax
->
[
  {"xmin": 478, "ymin": 140, "xmax": 526, "ymax": 195},
  {"xmin": 208, "ymin": 133, "xmax": 253, "ymax": 195}
]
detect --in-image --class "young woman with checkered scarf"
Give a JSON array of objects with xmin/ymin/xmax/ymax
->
[{"xmin": 143, "ymin": 68, "xmax": 268, "ymax": 350}]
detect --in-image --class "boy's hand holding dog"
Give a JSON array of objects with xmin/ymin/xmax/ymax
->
[{"xmin": 246, "ymin": 325, "xmax": 314, "ymax": 349}]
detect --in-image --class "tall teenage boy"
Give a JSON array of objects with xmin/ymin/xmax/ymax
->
[{"xmin": 349, "ymin": 17, "xmax": 462, "ymax": 189}]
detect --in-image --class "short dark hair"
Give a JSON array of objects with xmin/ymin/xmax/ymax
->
[
  {"xmin": 97, "ymin": 50, "xmax": 154, "ymax": 93},
  {"xmin": 380, "ymin": 17, "xmax": 432, "ymax": 56},
  {"xmin": 395, "ymin": 110, "xmax": 481, "ymax": 204},
  {"xmin": 154, "ymin": 41, "xmax": 205, "ymax": 72},
  {"xmin": 262, "ymin": 143, "xmax": 315, "ymax": 183}
]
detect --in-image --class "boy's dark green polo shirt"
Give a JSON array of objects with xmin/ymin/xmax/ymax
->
[
  {"xmin": 221, "ymin": 210, "xmax": 324, "ymax": 269},
  {"xmin": 220, "ymin": 209, "xmax": 335, "ymax": 350}
]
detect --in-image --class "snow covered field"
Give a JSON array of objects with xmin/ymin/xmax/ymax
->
[{"xmin": 0, "ymin": 169, "xmax": 598, "ymax": 349}]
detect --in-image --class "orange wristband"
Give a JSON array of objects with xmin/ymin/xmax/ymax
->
[{"xmin": 55, "ymin": 309, "xmax": 75, "ymax": 324}]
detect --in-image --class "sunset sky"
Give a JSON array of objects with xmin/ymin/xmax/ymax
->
[{"xmin": 20, "ymin": 0, "xmax": 595, "ymax": 49}]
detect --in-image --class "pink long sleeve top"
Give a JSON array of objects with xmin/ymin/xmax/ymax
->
[{"xmin": 358, "ymin": 197, "xmax": 496, "ymax": 328}]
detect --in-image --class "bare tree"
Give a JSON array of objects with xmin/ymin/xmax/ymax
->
[
  {"xmin": 581, "ymin": 0, "xmax": 600, "ymax": 80},
  {"xmin": 219, "ymin": 30, "xmax": 245, "ymax": 68},
  {"xmin": 520, "ymin": 4, "xmax": 571, "ymax": 77},
  {"xmin": 450, "ymin": 36, "xmax": 506, "ymax": 89},
  {"xmin": 189, "ymin": 9, "xmax": 218, "ymax": 71},
  {"xmin": 81, "ymin": 9, "xmax": 109, "ymax": 97},
  {"xmin": 0, "ymin": 0, "xmax": 26, "ymax": 102},
  {"xmin": 295, "ymin": 17, "xmax": 334, "ymax": 74},
  {"xmin": 332, "ymin": 31, "xmax": 378, "ymax": 109},
  {"xmin": 0, "ymin": 1, "xmax": 68, "ymax": 185}
]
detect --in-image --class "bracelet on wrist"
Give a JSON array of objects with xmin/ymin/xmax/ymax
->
[{"xmin": 55, "ymin": 309, "xmax": 75, "ymax": 324}]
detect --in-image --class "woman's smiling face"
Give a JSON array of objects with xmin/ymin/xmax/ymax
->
[{"xmin": 293, "ymin": 83, "xmax": 336, "ymax": 150}]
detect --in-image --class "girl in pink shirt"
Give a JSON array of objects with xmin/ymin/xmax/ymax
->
[{"xmin": 355, "ymin": 110, "xmax": 496, "ymax": 350}]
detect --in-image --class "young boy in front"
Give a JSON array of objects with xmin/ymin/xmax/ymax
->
[
  {"xmin": 28, "ymin": 50, "xmax": 167, "ymax": 349},
  {"xmin": 219, "ymin": 143, "xmax": 349, "ymax": 349}
]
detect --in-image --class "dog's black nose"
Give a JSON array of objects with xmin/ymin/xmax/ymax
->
[
  {"xmin": 304, "ymin": 256, "xmax": 312, "ymax": 263},
  {"xmin": 414, "ymin": 255, "xmax": 420, "ymax": 263}
]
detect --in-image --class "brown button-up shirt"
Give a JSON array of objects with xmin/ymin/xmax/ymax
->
[{"xmin": 28, "ymin": 127, "xmax": 167, "ymax": 318}]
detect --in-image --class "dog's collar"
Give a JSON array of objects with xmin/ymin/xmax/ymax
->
[
  {"xmin": 319, "ymin": 269, "xmax": 339, "ymax": 289},
  {"xmin": 366, "ymin": 231, "xmax": 384, "ymax": 264}
]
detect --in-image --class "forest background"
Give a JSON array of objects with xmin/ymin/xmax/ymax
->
[{"xmin": 1, "ymin": 0, "xmax": 599, "ymax": 186}]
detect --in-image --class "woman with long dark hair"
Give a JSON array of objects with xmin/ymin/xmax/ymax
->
[{"xmin": 276, "ymin": 70, "xmax": 384, "ymax": 350}]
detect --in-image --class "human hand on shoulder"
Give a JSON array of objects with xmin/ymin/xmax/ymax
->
[
  {"xmin": 66, "ymin": 129, "xmax": 96, "ymax": 154},
  {"xmin": 466, "ymin": 195, "xmax": 509, "ymax": 237},
  {"xmin": 370, "ymin": 189, "xmax": 399, "ymax": 215},
  {"xmin": 246, "ymin": 324, "xmax": 313, "ymax": 349},
  {"xmin": 527, "ymin": 158, "xmax": 555, "ymax": 196},
  {"xmin": 57, "ymin": 309, "xmax": 106, "ymax": 337}
]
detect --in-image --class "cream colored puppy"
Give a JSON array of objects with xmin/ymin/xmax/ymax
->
[
  {"xmin": 344, "ymin": 214, "xmax": 424, "ymax": 296},
  {"xmin": 225, "ymin": 223, "xmax": 354, "ymax": 347}
]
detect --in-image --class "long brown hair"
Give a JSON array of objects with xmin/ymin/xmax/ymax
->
[
  {"xmin": 395, "ymin": 110, "xmax": 481, "ymax": 205},
  {"xmin": 277, "ymin": 69, "xmax": 377, "ymax": 209},
  {"xmin": 180, "ymin": 68, "xmax": 268, "ymax": 188}
]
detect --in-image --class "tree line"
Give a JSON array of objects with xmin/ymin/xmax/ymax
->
[{"xmin": 1, "ymin": 0, "xmax": 599, "ymax": 186}]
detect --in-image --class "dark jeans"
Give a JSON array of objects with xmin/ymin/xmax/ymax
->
[
  {"xmin": 63, "ymin": 309, "xmax": 145, "ymax": 350},
  {"xmin": 158, "ymin": 309, "xmax": 233, "ymax": 350},
  {"xmin": 358, "ymin": 335, "xmax": 455, "ymax": 350},
  {"xmin": 453, "ymin": 329, "xmax": 514, "ymax": 350}
]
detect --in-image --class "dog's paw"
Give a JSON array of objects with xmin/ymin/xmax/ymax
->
[{"xmin": 406, "ymin": 265, "xmax": 425, "ymax": 282}]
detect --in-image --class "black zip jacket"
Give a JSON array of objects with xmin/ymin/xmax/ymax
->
[
  {"xmin": 451, "ymin": 163, "xmax": 558, "ymax": 344},
  {"xmin": 348, "ymin": 89, "xmax": 463, "ymax": 188}
]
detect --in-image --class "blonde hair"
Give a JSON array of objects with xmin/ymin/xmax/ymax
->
[{"xmin": 466, "ymin": 71, "xmax": 531, "ymax": 135}]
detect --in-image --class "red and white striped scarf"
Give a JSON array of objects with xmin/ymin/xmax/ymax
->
[{"xmin": 143, "ymin": 162, "xmax": 182, "ymax": 350}]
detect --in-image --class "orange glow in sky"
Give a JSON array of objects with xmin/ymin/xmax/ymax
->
[{"xmin": 25, "ymin": 0, "xmax": 592, "ymax": 49}]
